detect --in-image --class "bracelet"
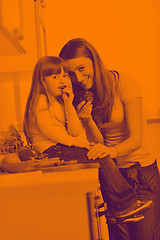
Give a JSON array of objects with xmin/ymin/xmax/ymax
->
[{"xmin": 109, "ymin": 146, "xmax": 119, "ymax": 159}]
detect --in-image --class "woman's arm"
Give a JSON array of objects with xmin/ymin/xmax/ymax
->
[
  {"xmin": 87, "ymin": 98, "xmax": 143, "ymax": 159},
  {"xmin": 76, "ymin": 101, "xmax": 104, "ymax": 144}
]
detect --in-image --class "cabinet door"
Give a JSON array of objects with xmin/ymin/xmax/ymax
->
[
  {"xmin": 0, "ymin": 0, "xmax": 25, "ymax": 56},
  {"xmin": 0, "ymin": 0, "xmax": 38, "ymax": 72}
]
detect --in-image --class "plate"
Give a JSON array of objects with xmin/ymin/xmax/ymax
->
[{"xmin": 2, "ymin": 160, "xmax": 35, "ymax": 173}]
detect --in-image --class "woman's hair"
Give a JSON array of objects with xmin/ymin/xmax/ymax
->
[
  {"xmin": 59, "ymin": 38, "xmax": 119, "ymax": 123},
  {"xmin": 23, "ymin": 56, "xmax": 68, "ymax": 146}
]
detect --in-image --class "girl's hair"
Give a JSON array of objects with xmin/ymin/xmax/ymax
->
[
  {"xmin": 23, "ymin": 56, "xmax": 68, "ymax": 146},
  {"xmin": 59, "ymin": 38, "xmax": 119, "ymax": 123}
]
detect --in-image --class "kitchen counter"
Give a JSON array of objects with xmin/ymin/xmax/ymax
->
[{"xmin": 0, "ymin": 163, "xmax": 101, "ymax": 240}]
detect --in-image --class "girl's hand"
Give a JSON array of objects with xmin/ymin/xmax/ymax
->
[
  {"xmin": 72, "ymin": 135, "xmax": 90, "ymax": 149},
  {"xmin": 62, "ymin": 86, "xmax": 74, "ymax": 104},
  {"xmin": 77, "ymin": 101, "xmax": 93, "ymax": 120},
  {"xmin": 87, "ymin": 143, "xmax": 110, "ymax": 160}
]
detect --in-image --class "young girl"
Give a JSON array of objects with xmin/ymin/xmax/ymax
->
[
  {"xmin": 23, "ymin": 56, "xmax": 89, "ymax": 152},
  {"xmin": 23, "ymin": 55, "xmax": 152, "ymax": 226}
]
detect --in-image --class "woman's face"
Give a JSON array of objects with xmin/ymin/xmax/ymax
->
[
  {"xmin": 43, "ymin": 68, "xmax": 70, "ymax": 98},
  {"xmin": 66, "ymin": 57, "xmax": 94, "ymax": 90}
]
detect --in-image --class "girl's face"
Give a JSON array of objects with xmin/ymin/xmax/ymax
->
[
  {"xmin": 66, "ymin": 57, "xmax": 94, "ymax": 90},
  {"xmin": 43, "ymin": 68, "xmax": 70, "ymax": 98}
]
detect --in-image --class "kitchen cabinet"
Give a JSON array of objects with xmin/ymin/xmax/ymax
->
[
  {"xmin": 0, "ymin": 164, "xmax": 107, "ymax": 240},
  {"xmin": 0, "ymin": 0, "xmax": 46, "ymax": 72},
  {"xmin": 0, "ymin": 0, "xmax": 47, "ymax": 131},
  {"xmin": 0, "ymin": 0, "xmax": 25, "ymax": 56}
]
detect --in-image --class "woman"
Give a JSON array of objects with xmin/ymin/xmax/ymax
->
[{"xmin": 59, "ymin": 38, "xmax": 160, "ymax": 240}]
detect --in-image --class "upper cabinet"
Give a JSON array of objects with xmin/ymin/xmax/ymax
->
[
  {"xmin": 0, "ymin": 0, "xmax": 47, "ymax": 72},
  {"xmin": 0, "ymin": 0, "xmax": 25, "ymax": 56}
]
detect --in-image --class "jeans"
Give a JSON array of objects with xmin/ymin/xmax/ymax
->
[
  {"xmin": 107, "ymin": 160, "xmax": 160, "ymax": 240},
  {"xmin": 43, "ymin": 144, "xmax": 137, "ymax": 215}
]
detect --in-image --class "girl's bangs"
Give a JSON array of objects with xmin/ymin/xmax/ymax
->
[{"xmin": 42, "ymin": 57, "xmax": 68, "ymax": 76}]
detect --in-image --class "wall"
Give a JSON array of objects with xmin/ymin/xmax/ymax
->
[
  {"xmin": 45, "ymin": 0, "xmax": 160, "ymax": 119},
  {"xmin": 147, "ymin": 123, "xmax": 160, "ymax": 169},
  {"xmin": 0, "ymin": 71, "xmax": 32, "ymax": 133}
]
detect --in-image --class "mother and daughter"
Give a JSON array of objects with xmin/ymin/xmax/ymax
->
[{"xmin": 23, "ymin": 38, "xmax": 160, "ymax": 240}]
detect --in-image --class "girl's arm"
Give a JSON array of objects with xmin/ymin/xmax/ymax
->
[
  {"xmin": 36, "ymin": 109, "xmax": 89, "ymax": 149},
  {"xmin": 76, "ymin": 101, "xmax": 104, "ymax": 144},
  {"xmin": 87, "ymin": 97, "xmax": 143, "ymax": 159},
  {"xmin": 62, "ymin": 85, "xmax": 83, "ymax": 137}
]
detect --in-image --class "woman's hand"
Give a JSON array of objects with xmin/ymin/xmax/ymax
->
[
  {"xmin": 87, "ymin": 143, "xmax": 110, "ymax": 160},
  {"xmin": 77, "ymin": 101, "xmax": 93, "ymax": 119}
]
